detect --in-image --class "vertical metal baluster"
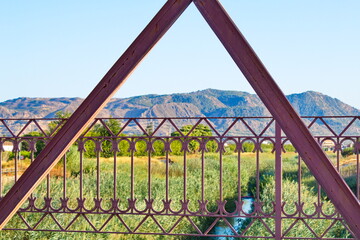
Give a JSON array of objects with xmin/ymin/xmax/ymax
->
[
  {"xmin": 46, "ymin": 171, "xmax": 50, "ymax": 200},
  {"xmin": 336, "ymin": 137, "xmax": 341, "ymax": 222},
  {"xmin": 237, "ymin": 138, "xmax": 242, "ymax": 215},
  {"xmin": 165, "ymin": 142, "xmax": 169, "ymax": 205},
  {"xmin": 275, "ymin": 122, "xmax": 283, "ymax": 240},
  {"xmin": 148, "ymin": 140, "xmax": 151, "ymax": 201},
  {"xmin": 337, "ymin": 138, "xmax": 340, "ymax": 171},
  {"xmin": 201, "ymin": 145, "xmax": 205, "ymax": 204},
  {"xmin": 96, "ymin": 148, "xmax": 100, "ymax": 201},
  {"xmin": 316, "ymin": 138, "xmax": 321, "ymax": 218},
  {"xmin": 46, "ymin": 141, "xmax": 50, "ymax": 200},
  {"xmin": 30, "ymin": 149, "xmax": 35, "ymax": 200},
  {"xmin": 298, "ymin": 154, "xmax": 302, "ymax": 217},
  {"xmin": 19, "ymin": 143, "xmax": 22, "ymax": 177},
  {"xmin": 63, "ymin": 154, "xmax": 67, "ymax": 203},
  {"xmin": 0, "ymin": 145, "xmax": 2, "ymax": 198},
  {"xmin": 113, "ymin": 149, "xmax": 117, "ymax": 201},
  {"xmin": 219, "ymin": 138, "xmax": 223, "ymax": 202},
  {"xmin": 256, "ymin": 139, "xmax": 260, "ymax": 203},
  {"xmin": 183, "ymin": 141, "xmax": 187, "ymax": 203},
  {"xmin": 357, "ymin": 137, "xmax": 359, "ymax": 199},
  {"xmin": 14, "ymin": 148, "xmax": 18, "ymax": 182},
  {"xmin": 79, "ymin": 149, "xmax": 83, "ymax": 201},
  {"xmin": 130, "ymin": 141, "xmax": 135, "ymax": 203}
]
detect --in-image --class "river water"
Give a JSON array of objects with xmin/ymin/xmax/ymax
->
[{"xmin": 211, "ymin": 197, "xmax": 254, "ymax": 239}]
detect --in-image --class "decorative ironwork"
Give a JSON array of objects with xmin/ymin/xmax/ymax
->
[
  {"xmin": 1, "ymin": 0, "xmax": 359, "ymax": 237},
  {"xmin": 0, "ymin": 116, "xmax": 358, "ymax": 238}
]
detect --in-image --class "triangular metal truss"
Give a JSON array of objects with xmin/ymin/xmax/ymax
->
[{"xmin": 0, "ymin": 0, "xmax": 359, "ymax": 237}]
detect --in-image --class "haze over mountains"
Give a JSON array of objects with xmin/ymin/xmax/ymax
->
[{"xmin": 0, "ymin": 89, "xmax": 359, "ymax": 119}]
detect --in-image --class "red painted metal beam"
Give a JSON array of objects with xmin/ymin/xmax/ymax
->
[
  {"xmin": 193, "ymin": 0, "xmax": 360, "ymax": 237},
  {"xmin": 0, "ymin": 0, "xmax": 193, "ymax": 229}
]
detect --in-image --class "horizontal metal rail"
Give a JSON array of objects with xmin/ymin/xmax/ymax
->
[{"xmin": 0, "ymin": 116, "xmax": 358, "ymax": 238}]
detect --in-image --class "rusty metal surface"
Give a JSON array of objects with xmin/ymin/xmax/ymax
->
[
  {"xmin": 0, "ymin": 0, "xmax": 193, "ymax": 230},
  {"xmin": 193, "ymin": 0, "xmax": 360, "ymax": 237},
  {"xmin": 0, "ymin": 116, "xmax": 358, "ymax": 238},
  {"xmin": 0, "ymin": 0, "xmax": 358, "ymax": 237}
]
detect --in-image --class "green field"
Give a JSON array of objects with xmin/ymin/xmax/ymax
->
[{"xmin": 0, "ymin": 147, "xmax": 356, "ymax": 239}]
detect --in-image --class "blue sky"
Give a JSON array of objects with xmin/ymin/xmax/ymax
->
[{"xmin": 1, "ymin": 0, "xmax": 359, "ymax": 109}]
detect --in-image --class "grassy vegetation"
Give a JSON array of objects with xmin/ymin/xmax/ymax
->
[{"xmin": 0, "ymin": 146, "xmax": 357, "ymax": 239}]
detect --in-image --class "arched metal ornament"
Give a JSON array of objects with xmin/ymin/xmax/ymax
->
[{"xmin": 0, "ymin": 0, "xmax": 359, "ymax": 238}]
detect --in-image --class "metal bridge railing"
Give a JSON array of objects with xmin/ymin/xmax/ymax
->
[{"xmin": 0, "ymin": 116, "xmax": 359, "ymax": 239}]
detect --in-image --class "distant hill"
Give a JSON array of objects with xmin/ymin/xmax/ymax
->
[{"xmin": 0, "ymin": 89, "xmax": 359, "ymax": 136}]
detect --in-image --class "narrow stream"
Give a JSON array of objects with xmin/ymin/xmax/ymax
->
[{"xmin": 212, "ymin": 197, "xmax": 254, "ymax": 239}]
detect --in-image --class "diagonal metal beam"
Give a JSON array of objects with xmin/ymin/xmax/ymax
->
[
  {"xmin": 1, "ymin": 0, "xmax": 358, "ymax": 237},
  {"xmin": 0, "ymin": 0, "xmax": 193, "ymax": 229},
  {"xmin": 193, "ymin": 0, "xmax": 360, "ymax": 237}
]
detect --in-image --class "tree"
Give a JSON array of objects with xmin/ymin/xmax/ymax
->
[
  {"xmin": 47, "ymin": 111, "xmax": 72, "ymax": 136},
  {"xmin": 171, "ymin": 124, "xmax": 213, "ymax": 137},
  {"xmin": 85, "ymin": 118, "xmax": 122, "ymax": 158},
  {"xmin": 21, "ymin": 131, "xmax": 46, "ymax": 157},
  {"xmin": 19, "ymin": 111, "xmax": 72, "ymax": 158},
  {"xmin": 341, "ymin": 147, "xmax": 354, "ymax": 158},
  {"xmin": 92, "ymin": 118, "xmax": 121, "ymax": 138},
  {"xmin": 171, "ymin": 124, "xmax": 215, "ymax": 153},
  {"xmin": 242, "ymin": 141, "xmax": 255, "ymax": 152}
]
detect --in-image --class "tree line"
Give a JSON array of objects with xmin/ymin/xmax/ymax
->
[{"xmin": 14, "ymin": 111, "xmax": 299, "ymax": 159}]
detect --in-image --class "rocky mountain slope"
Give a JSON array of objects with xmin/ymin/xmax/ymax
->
[
  {"xmin": 1, "ymin": 89, "xmax": 358, "ymax": 119},
  {"xmin": 0, "ymin": 89, "xmax": 359, "ymax": 136}
]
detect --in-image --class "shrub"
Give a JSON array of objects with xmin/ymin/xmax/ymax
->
[
  {"xmin": 66, "ymin": 145, "xmax": 96, "ymax": 177},
  {"xmin": 284, "ymin": 144, "xmax": 296, "ymax": 152},
  {"xmin": 171, "ymin": 124, "xmax": 213, "ymax": 153},
  {"xmin": 341, "ymin": 147, "xmax": 354, "ymax": 157},
  {"xmin": 242, "ymin": 141, "xmax": 254, "ymax": 152}
]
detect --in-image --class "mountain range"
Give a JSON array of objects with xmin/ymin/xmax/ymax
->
[
  {"xmin": 1, "ymin": 89, "xmax": 359, "ymax": 118},
  {"xmin": 0, "ymin": 89, "xmax": 359, "ymax": 136}
]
